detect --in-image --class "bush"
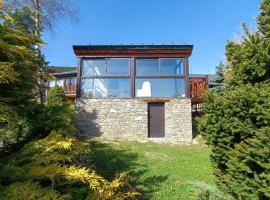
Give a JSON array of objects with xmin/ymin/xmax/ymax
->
[
  {"xmin": 199, "ymin": 83, "xmax": 270, "ymax": 198},
  {"xmin": 224, "ymin": 127, "xmax": 270, "ymax": 199},
  {"xmin": 0, "ymin": 131, "xmax": 139, "ymax": 200},
  {"xmin": 47, "ymin": 86, "xmax": 67, "ymax": 105}
]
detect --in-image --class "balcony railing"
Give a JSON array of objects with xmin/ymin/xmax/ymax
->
[
  {"xmin": 63, "ymin": 84, "xmax": 76, "ymax": 95},
  {"xmin": 189, "ymin": 77, "xmax": 208, "ymax": 99}
]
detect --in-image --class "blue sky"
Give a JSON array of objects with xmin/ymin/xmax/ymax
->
[{"xmin": 43, "ymin": 0, "xmax": 261, "ymax": 74}]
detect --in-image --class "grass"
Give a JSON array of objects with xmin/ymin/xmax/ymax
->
[{"xmin": 88, "ymin": 140, "xmax": 217, "ymax": 200}]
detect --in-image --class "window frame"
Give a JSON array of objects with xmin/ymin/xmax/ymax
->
[
  {"xmin": 78, "ymin": 55, "xmax": 189, "ymax": 99},
  {"xmin": 81, "ymin": 58, "xmax": 132, "ymax": 98},
  {"xmin": 82, "ymin": 58, "xmax": 130, "ymax": 78},
  {"xmin": 135, "ymin": 58, "xmax": 185, "ymax": 78}
]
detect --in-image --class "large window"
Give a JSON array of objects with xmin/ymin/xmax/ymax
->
[
  {"xmin": 81, "ymin": 59, "xmax": 130, "ymax": 98},
  {"xmin": 80, "ymin": 57, "xmax": 187, "ymax": 98},
  {"xmin": 136, "ymin": 58, "xmax": 184, "ymax": 76},
  {"xmin": 136, "ymin": 78, "xmax": 185, "ymax": 98},
  {"xmin": 135, "ymin": 58, "xmax": 186, "ymax": 98}
]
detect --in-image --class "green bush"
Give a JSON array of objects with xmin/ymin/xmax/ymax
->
[
  {"xmin": 47, "ymin": 86, "xmax": 67, "ymax": 105},
  {"xmin": 199, "ymin": 83, "xmax": 270, "ymax": 198},
  {"xmin": 199, "ymin": 83, "xmax": 270, "ymax": 171},
  {"xmin": 224, "ymin": 127, "xmax": 270, "ymax": 199},
  {"xmin": 198, "ymin": 1, "xmax": 270, "ymax": 199}
]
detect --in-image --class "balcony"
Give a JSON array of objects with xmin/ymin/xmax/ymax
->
[{"xmin": 189, "ymin": 76, "xmax": 208, "ymax": 112}]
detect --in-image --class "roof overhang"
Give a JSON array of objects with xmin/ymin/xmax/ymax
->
[{"xmin": 73, "ymin": 45, "xmax": 193, "ymax": 56}]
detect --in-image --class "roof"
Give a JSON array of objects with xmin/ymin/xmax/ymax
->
[
  {"xmin": 73, "ymin": 44, "xmax": 193, "ymax": 51},
  {"xmin": 47, "ymin": 66, "xmax": 76, "ymax": 73},
  {"xmin": 51, "ymin": 70, "xmax": 77, "ymax": 77},
  {"xmin": 73, "ymin": 44, "xmax": 193, "ymax": 56}
]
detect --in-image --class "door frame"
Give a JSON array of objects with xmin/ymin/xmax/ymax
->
[{"xmin": 148, "ymin": 102, "xmax": 165, "ymax": 138}]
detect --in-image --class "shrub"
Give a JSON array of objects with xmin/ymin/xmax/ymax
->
[
  {"xmin": 47, "ymin": 86, "xmax": 67, "ymax": 105},
  {"xmin": 224, "ymin": 127, "xmax": 270, "ymax": 199},
  {"xmin": 0, "ymin": 131, "xmax": 139, "ymax": 199},
  {"xmin": 199, "ymin": 83, "xmax": 270, "ymax": 173}
]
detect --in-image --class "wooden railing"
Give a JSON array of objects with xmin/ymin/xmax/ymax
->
[
  {"xmin": 189, "ymin": 76, "xmax": 208, "ymax": 113},
  {"xmin": 63, "ymin": 84, "xmax": 76, "ymax": 95},
  {"xmin": 190, "ymin": 76, "xmax": 208, "ymax": 99}
]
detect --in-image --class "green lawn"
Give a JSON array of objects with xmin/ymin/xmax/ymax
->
[{"xmin": 89, "ymin": 140, "xmax": 216, "ymax": 200}]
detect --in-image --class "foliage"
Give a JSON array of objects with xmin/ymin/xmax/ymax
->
[
  {"xmin": 209, "ymin": 62, "xmax": 226, "ymax": 94},
  {"xmin": 199, "ymin": 83, "xmax": 270, "ymax": 170},
  {"xmin": 199, "ymin": 0, "xmax": 270, "ymax": 199},
  {"xmin": 258, "ymin": 0, "xmax": 270, "ymax": 38},
  {"xmin": 225, "ymin": 24, "xmax": 270, "ymax": 86},
  {"xmin": 0, "ymin": 131, "xmax": 138, "ymax": 200},
  {"xmin": 224, "ymin": 127, "xmax": 270, "ymax": 199},
  {"xmin": 47, "ymin": 86, "xmax": 67, "ymax": 105},
  {"xmin": 188, "ymin": 182, "xmax": 229, "ymax": 200},
  {"xmin": 0, "ymin": 1, "xmax": 45, "ymax": 154}
]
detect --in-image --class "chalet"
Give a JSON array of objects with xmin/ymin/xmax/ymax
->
[{"xmin": 69, "ymin": 44, "xmax": 209, "ymax": 143}]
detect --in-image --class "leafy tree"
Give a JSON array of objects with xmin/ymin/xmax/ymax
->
[{"xmin": 199, "ymin": 0, "xmax": 270, "ymax": 199}]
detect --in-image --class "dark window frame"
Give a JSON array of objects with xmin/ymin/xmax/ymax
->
[
  {"xmin": 78, "ymin": 55, "xmax": 190, "ymax": 99},
  {"xmin": 81, "ymin": 58, "xmax": 132, "ymax": 98},
  {"xmin": 82, "ymin": 58, "xmax": 131, "ymax": 78},
  {"xmin": 135, "ymin": 58, "xmax": 185, "ymax": 77}
]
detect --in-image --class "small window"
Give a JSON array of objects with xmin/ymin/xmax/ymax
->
[
  {"xmin": 107, "ymin": 59, "xmax": 129, "ymax": 75},
  {"xmin": 82, "ymin": 59, "xmax": 106, "ymax": 77},
  {"xmin": 160, "ymin": 59, "xmax": 184, "ymax": 75},
  {"xmin": 136, "ymin": 59, "xmax": 159, "ymax": 76}
]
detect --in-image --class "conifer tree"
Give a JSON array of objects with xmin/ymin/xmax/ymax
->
[
  {"xmin": 0, "ymin": 0, "xmax": 44, "ymax": 153},
  {"xmin": 199, "ymin": 0, "xmax": 270, "ymax": 198}
]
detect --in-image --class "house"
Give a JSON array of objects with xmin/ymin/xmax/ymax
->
[
  {"xmin": 72, "ymin": 44, "xmax": 195, "ymax": 142},
  {"xmin": 46, "ymin": 67, "xmax": 77, "ymax": 101}
]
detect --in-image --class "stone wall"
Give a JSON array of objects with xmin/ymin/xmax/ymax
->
[{"xmin": 75, "ymin": 98, "xmax": 192, "ymax": 143}]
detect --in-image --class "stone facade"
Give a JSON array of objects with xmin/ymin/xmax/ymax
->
[{"xmin": 75, "ymin": 98, "xmax": 192, "ymax": 143}]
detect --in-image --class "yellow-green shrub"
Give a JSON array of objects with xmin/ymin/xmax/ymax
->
[{"xmin": 0, "ymin": 131, "xmax": 139, "ymax": 200}]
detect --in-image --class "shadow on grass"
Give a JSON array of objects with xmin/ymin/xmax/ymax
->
[{"xmin": 88, "ymin": 141, "xmax": 168, "ymax": 200}]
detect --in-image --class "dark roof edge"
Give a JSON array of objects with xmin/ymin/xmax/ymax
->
[{"xmin": 73, "ymin": 44, "xmax": 193, "ymax": 51}]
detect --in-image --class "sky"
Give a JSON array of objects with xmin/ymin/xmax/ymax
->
[{"xmin": 42, "ymin": 0, "xmax": 261, "ymax": 74}]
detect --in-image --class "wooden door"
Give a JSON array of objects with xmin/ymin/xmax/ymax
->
[{"xmin": 148, "ymin": 103, "xmax": 165, "ymax": 138}]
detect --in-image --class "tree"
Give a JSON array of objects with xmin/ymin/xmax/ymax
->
[
  {"xmin": 258, "ymin": 0, "xmax": 270, "ymax": 38},
  {"xmin": 46, "ymin": 86, "xmax": 67, "ymax": 105},
  {"xmin": 225, "ymin": 24, "xmax": 270, "ymax": 87},
  {"xmin": 0, "ymin": 0, "xmax": 44, "ymax": 154},
  {"xmin": 199, "ymin": 0, "xmax": 270, "ymax": 198},
  {"xmin": 8, "ymin": 0, "xmax": 78, "ymax": 103}
]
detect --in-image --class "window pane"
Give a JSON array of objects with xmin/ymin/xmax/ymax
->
[
  {"xmin": 65, "ymin": 77, "xmax": 77, "ymax": 85},
  {"xmin": 160, "ymin": 59, "xmax": 184, "ymax": 75},
  {"xmin": 83, "ymin": 59, "xmax": 106, "ymax": 77},
  {"xmin": 56, "ymin": 79, "xmax": 64, "ymax": 87},
  {"xmin": 135, "ymin": 78, "xmax": 185, "ymax": 97},
  {"xmin": 48, "ymin": 80, "xmax": 56, "ymax": 88},
  {"xmin": 107, "ymin": 59, "xmax": 129, "ymax": 75},
  {"xmin": 69, "ymin": 77, "xmax": 77, "ymax": 85},
  {"xmin": 136, "ymin": 59, "xmax": 159, "ymax": 76},
  {"xmin": 81, "ymin": 78, "xmax": 130, "ymax": 98}
]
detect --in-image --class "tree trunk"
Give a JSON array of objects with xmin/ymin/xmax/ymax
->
[{"xmin": 35, "ymin": 0, "xmax": 46, "ymax": 103}]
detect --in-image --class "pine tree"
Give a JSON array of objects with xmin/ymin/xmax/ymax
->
[
  {"xmin": 199, "ymin": 0, "xmax": 270, "ymax": 198},
  {"xmin": 0, "ymin": 1, "xmax": 46, "ymax": 154},
  {"xmin": 258, "ymin": 0, "xmax": 270, "ymax": 38}
]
